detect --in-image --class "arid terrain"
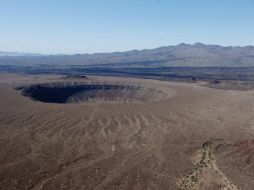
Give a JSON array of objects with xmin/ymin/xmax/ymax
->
[{"xmin": 1, "ymin": 73, "xmax": 254, "ymax": 190}]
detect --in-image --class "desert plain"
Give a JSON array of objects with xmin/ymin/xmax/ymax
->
[{"xmin": 0, "ymin": 73, "xmax": 254, "ymax": 189}]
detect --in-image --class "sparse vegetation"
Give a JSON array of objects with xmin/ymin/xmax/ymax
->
[{"xmin": 179, "ymin": 141, "xmax": 239, "ymax": 190}]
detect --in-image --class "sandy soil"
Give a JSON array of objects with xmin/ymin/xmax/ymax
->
[{"xmin": 0, "ymin": 73, "xmax": 254, "ymax": 190}]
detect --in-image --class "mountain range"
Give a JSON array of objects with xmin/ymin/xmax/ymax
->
[{"xmin": 1, "ymin": 43, "xmax": 254, "ymax": 67}]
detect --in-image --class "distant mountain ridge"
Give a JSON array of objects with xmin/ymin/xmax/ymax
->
[
  {"xmin": 1, "ymin": 43, "xmax": 254, "ymax": 67},
  {"xmin": 0, "ymin": 51, "xmax": 41, "ymax": 57}
]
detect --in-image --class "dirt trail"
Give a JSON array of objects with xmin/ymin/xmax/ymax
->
[{"xmin": 178, "ymin": 141, "xmax": 239, "ymax": 190}]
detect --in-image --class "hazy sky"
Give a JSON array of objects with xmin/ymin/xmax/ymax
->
[{"xmin": 1, "ymin": 0, "xmax": 254, "ymax": 54}]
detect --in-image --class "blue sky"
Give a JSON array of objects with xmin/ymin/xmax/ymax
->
[{"xmin": 1, "ymin": 0, "xmax": 254, "ymax": 54}]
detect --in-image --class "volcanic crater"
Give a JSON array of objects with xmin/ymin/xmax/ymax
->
[{"xmin": 18, "ymin": 82, "xmax": 166, "ymax": 104}]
